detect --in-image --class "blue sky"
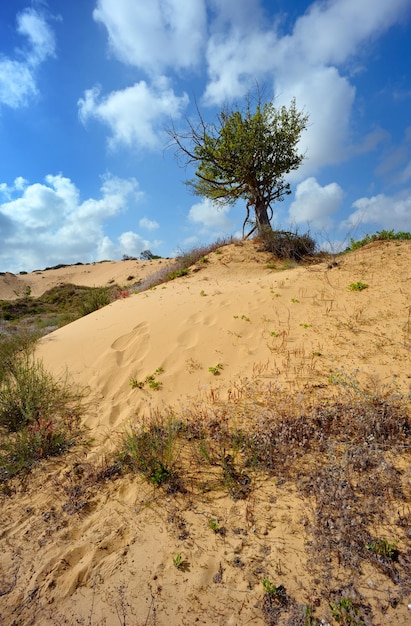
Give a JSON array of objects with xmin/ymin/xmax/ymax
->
[{"xmin": 1, "ymin": 0, "xmax": 410, "ymax": 273}]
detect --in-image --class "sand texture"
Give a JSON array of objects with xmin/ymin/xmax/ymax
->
[{"xmin": 0, "ymin": 240, "xmax": 410, "ymax": 625}]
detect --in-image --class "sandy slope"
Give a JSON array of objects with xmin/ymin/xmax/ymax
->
[
  {"xmin": 0, "ymin": 258, "xmax": 172, "ymax": 300},
  {"xmin": 0, "ymin": 240, "xmax": 410, "ymax": 625}
]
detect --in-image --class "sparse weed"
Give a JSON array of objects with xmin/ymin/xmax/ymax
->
[
  {"xmin": 148, "ymin": 380, "xmax": 162, "ymax": 390},
  {"xmin": 117, "ymin": 414, "xmax": 183, "ymax": 491},
  {"xmin": 348, "ymin": 282, "xmax": 368, "ymax": 291},
  {"xmin": 262, "ymin": 578, "xmax": 282, "ymax": 598},
  {"xmin": 208, "ymin": 363, "xmax": 223, "ymax": 375},
  {"xmin": 129, "ymin": 377, "xmax": 144, "ymax": 389},
  {"xmin": 329, "ymin": 597, "xmax": 365, "ymax": 625},
  {"xmin": 167, "ymin": 268, "xmax": 189, "ymax": 280},
  {"xmin": 366, "ymin": 538, "xmax": 399, "ymax": 561},
  {"xmin": 0, "ymin": 333, "xmax": 85, "ymax": 481},
  {"xmin": 209, "ymin": 518, "xmax": 220, "ymax": 532},
  {"xmin": 173, "ymin": 552, "xmax": 183, "ymax": 569},
  {"xmin": 129, "ymin": 367, "xmax": 164, "ymax": 391}
]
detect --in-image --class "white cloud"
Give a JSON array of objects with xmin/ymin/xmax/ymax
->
[
  {"xmin": 289, "ymin": 0, "xmax": 410, "ymax": 67},
  {"xmin": 93, "ymin": 0, "xmax": 207, "ymax": 73},
  {"xmin": 78, "ymin": 78, "xmax": 189, "ymax": 149},
  {"xmin": 139, "ymin": 217, "xmax": 159, "ymax": 231},
  {"xmin": 289, "ymin": 177, "xmax": 344, "ymax": 229},
  {"xmin": 188, "ymin": 198, "xmax": 233, "ymax": 232},
  {"xmin": 204, "ymin": 29, "xmax": 277, "ymax": 105},
  {"xmin": 0, "ymin": 8, "xmax": 55, "ymax": 108},
  {"xmin": 0, "ymin": 173, "xmax": 154, "ymax": 272},
  {"xmin": 344, "ymin": 191, "xmax": 411, "ymax": 231}
]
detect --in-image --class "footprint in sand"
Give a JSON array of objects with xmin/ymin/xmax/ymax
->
[{"xmin": 110, "ymin": 321, "xmax": 150, "ymax": 365}]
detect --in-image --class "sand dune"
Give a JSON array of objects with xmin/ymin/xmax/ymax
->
[
  {"xmin": 0, "ymin": 240, "xmax": 410, "ymax": 625},
  {"xmin": 0, "ymin": 258, "xmax": 172, "ymax": 300}
]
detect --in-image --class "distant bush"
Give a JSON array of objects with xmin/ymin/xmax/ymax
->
[
  {"xmin": 77, "ymin": 287, "xmax": 112, "ymax": 316},
  {"xmin": 348, "ymin": 229, "xmax": 411, "ymax": 251},
  {"xmin": 139, "ymin": 250, "xmax": 162, "ymax": 260}
]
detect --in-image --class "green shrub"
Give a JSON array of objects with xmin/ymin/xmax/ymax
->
[
  {"xmin": 0, "ymin": 355, "xmax": 83, "ymax": 433},
  {"xmin": 348, "ymin": 229, "xmax": 411, "ymax": 251},
  {"xmin": 0, "ymin": 333, "xmax": 85, "ymax": 481},
  {"xmin": 118, "ymin": 416, "xmax": 183, "ymax": 490},
  {"xmin": 78, "ymin": 286, "xmax": 111, "ymax": 316}
]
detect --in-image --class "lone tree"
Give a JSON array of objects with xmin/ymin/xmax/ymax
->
[{"xmin": 168, "ymin": 95, "xmax": 309, "ymax": 238}]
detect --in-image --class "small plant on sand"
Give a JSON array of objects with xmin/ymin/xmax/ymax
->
[
  {"xmin": 118, "ymin": 415, "xmax": 183, "ymax": 491},
  {"xmin": 129, "ymin": 367, "xmax": 164, "ymax": 391},
  {"xmin": 366, "ymin": 538, "xmax": 399, "ymax": 561},
  {"xmin": 329, "ymin": 597, "xmax": 365, "ymax": 625},
  {"xmin": 262, "ymin": 579, "xmax": 285, "ymax": 600},
  {"xmin": 173, "ymin": 552, "xmax": 183, "ymax": 569},
  {"xmin": 129, "ymin": 377, "xmax": 145, "ymax": 389},
  {"xmin": 208, "ymin": 363, "xmax": 223, "ymax": 375},
  {"xmin": 148, "ymin": 380, "xmax": 162, "ymax": 391},
  {"xmin": 348, "ymin": 282, "xmax": 368, "ymax": 291},
  {"xmin": 209, "ymin": 518, "xmax": 220, "ymax": 533}
]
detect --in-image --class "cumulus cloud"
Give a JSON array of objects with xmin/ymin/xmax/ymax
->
[
  {"xmin": 204, "ymin": 29, "xmax": 277, "ymax": 105},
  {"xmin": 139, "ymin": 217, "xmax": 159, "ymax": 231},
  {"xmin": 289, "ymin": 177, "xmax": 344, "ymax": 229},
  {"xmin": 0, "ymin": 173, "xmax": 156, "ymax": 273},
  {"xmin": 0, "ymin": 8, "xmax": 55, "ymax": 108},
  {"xmin": 344, "ymin": 190, "xmax": 411, "ymax": 231},
  {"xmin": 78, "ymin": 78, "xmax": 189, "ymax": 149},
  {"xmin": 93, "ymin": 0, "xmax": 207, "ymax": 73},
  {"xmin": 188, "ymin": 198, "xmax": 233, "ymax": 234}
]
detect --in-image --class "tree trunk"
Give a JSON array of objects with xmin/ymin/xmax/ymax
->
[{"xmin": 254, "ymin": 199, "xmax": 272, "ymax": 235}]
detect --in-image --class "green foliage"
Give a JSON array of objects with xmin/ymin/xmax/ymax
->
[
  {"xmin": 366, "ymin": 538, "xmax": 399, "ymax": 560},
  {"xmin": 173, "ymin": 552, "xmax": 183, "ymax": 568},
  {"xmin": 348, "ymin": 282, "xmax": 368, "ymax": 292},
  {"xmin": 209, "ymin": 518, "xmax": 220, "ymax": 532},
  {"xmin": 0, "ymin": 334, "xmax": 84, "ymax": 481},
  {"xmin": 118, "ymin": 416, "xmax": 182, "ymax": 489},
  {"xmin": 329, "ymin": 597, "xmax": 364, "ymax": 625},
  {"xmin": 166, "ymin": 268, "xmax": 189, "ymax": 280},
  {"xmin": 348, "ymin": 230, "xmax": 411, "ymax": 251},
  {"xmin": 208, "ymin": 363, "xmax": 223, "ymax": 375},
  {"xmin": 170, "ymin": 94, "xmax": 308, "ymax": 235},
  {"xmin": 78, "ymin": 286, "xmax": 111, "ymax": 316},
  {"xmin": 129, "ymin": 367, "xmax": 164, "ymax": 391},
  {"xmin": 262, "ymin": 578, "xmax": 281, "ymax": 598},
  {"xmin": 0, "ymin": 283, "xmax": 122, "ymax": 334}
]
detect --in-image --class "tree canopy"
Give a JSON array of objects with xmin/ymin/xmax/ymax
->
[{"xmin": 168, "ymin": 95, "xmax": 309, "ymax": 237}]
